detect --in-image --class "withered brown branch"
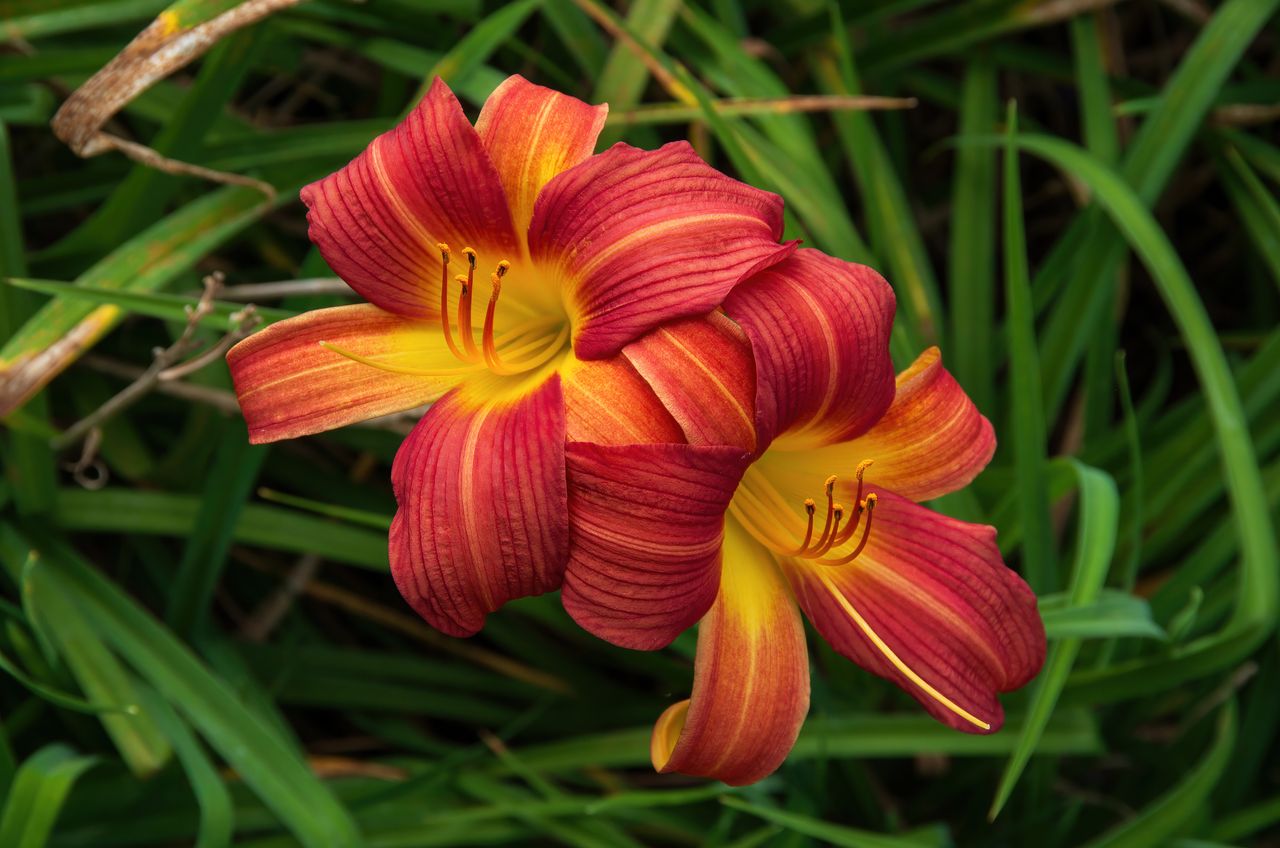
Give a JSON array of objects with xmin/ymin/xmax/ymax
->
[
  {"xmin": 52, "ymin": 273, "xmax": 262, "ymax": 451},
  {"xmin": 49, "ymin": 0, "xmax": 305, "ymax": 197}
]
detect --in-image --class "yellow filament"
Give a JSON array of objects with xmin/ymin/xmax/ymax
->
[
  {"xmin": 815, "ymin": 570, "xmax": 991, "ymax": 731},
  {"xmin": 317, "ymin": 341, "xmax": 479, "ymax": 377}
]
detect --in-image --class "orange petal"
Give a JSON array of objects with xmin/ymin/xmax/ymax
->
[
  {"xmin": 723, "ymin": 249, "xmax": 896, "ymax": 450},
  {"xmin": 226, "ymin": 304, "xmax": 466, "ymax": 444},
  {"xmin": 301, "ymin": 78, "xmax": 520, "ymax": 318},
  {"xmin": 652, "ymin": 518, "xmax": 809, "ymax": 785},
  {"xmin": 529, "ymin": 141, "xmax": 793, "ymax": 360},
  {"xmin": 782, "ymin": 491, "xmax": 1044, "ymax": 733},
  {"xmin": 561, "ymin": 442, "xmax": 748, "ymax": 650},
  {"xmin": 475, "ymin": 75, "xmax": 607, "ymax": 238},
  {"xmin": 560, "ymin": 355, "xmax": 684, "ymax": 445},
  {"xmin": 623, "ymin": 312, "xmax": 757, "ymax": 452},
  {"xmin": 390, "ymin": 376, "xmax": 569, "ymax": 636},
  {"xmin": 846, "ymin": 346, "xmax": 995, "ymax": 501},
  {"xmin": 753, "ymin": 347, "xmax": 995, "ymax": 508}
]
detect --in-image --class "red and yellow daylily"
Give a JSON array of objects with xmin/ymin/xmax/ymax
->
[
  {"xmin": 227, "ymin": 76, "xmax": 794, "ymax": 636},
  {"xmin": 560, "ymin": 248, "xmax": 1047, "ymax": 785}
]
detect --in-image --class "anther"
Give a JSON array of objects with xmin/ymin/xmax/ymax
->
[
  {"xmin": 784, "ymin": 497, "xmax": 819, "ymax": 557},
  {"xmin": 853, "ymin": 459, "xmax": 874, "ymax": 508},
  {"xmin": 437, "ymin": 243, "xmax": 450, "ymax": 263},
  {"xmin": 462, "ymin": 247, "xmax": 477, "ymax": 267},
  {"xmin": 496, "ymin": 259, "xmax": 511, "ymax": 277}
]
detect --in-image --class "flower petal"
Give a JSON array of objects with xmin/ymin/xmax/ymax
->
[
  {"xmin": 623, "ymin": 311, "xmax": 757, "ymax": 452},
  {"xmin": 390, "ymin": 376, "xmax": 569, "ymax": 637},
  {"xmin": 724, "ymin": 248, "xmax": 896, "ymax": 450},
  {"xmin": 301, "ymin": 77, "xmax": 520, "ymax": 318},
  {"xmin": 782, "ymin": 491, "xmax": 1045, "ymax": 733},
  {"xmin": 560, "ymin": 355, "xmax": 684, "ymax": 445},
  {"xmin": 475, "ymin": 75, "xmax": 607, "ymax": 239},
  {"xmin": 561, "ymin": 442, "xmax": 748, "ymax": 650},
  {"xmin": 652, "ymin": 517, "xmax": 809, "ymax": 785},
  {"xmin": 529, "ymin": 141, "xmax": 794, "ymax": 360},
  {"xmin": 843, "ymin": 347, "xmax": 995, "ymax": 501},
  {"xmin": 226, "ymin": 304, "xmax": 466, "ymax": 444},
  {"xmin": 755, "ymin": 349, "xmax": 994, "ymax": 505}
]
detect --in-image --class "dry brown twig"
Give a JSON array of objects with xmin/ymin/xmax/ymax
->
[
  {"xmin": 49, "ymin": 0, "xmax": 305, "ymax": 197},
  {"xmin": 53, "ymin": 272, "xmax": 262, "ymax": 454}
]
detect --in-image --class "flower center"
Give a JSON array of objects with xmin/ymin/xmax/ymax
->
[
  {"xmin": 436, "ymin": 244, "xmax": 569, "ymax": 376},
  {"xmin": 318, "ymin": 243, "xmax": 569, "ymax": 380},
  {"xmin": 729, "ymin": 459, "xmax": 877, "ymax": 565}
]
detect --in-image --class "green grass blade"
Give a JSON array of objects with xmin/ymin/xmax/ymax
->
[
  {"xmin": 593, "ymin": 0, "xmax": 680, "ymax": 145},
  {"xmin": 0, "ymin": 744, "xmax": 97, "ymax": 848},
  {"xmin": 0, "ymin": 121, "xmax": 56, "ymax": 515},
  {"xmin": 17, "ymin": 527, "xmax": 364, "ymax": 848},
  {"xmin": 1008, "ymin": 133, "xmax": 1278, "ymax": 629},
  {"xmin": 0, "ymin": 186, "xmax": 276, "ymax": 415},
  {"xmin": 1083, "ymin": 702, "xmax": 1236, "ymax": 848},
  {"xmin": 166, "ymin": 420, "xmax": 267, "ymax": 637},
  {"xmin": 52, "ymin": 488, "xmax": 389, "ymax": 570},
  {"xmin": 133, "ymin": 685, "xmax": 234, "ymax": 848},
  {"xmin": 820, "ymin": 5, "xmax": 943, "ymax": 348},
  {"xmin": 946, "ymin": 54, "xmax": 998, "ymax": 412},
  {"xmin": 1001, "ymin": 101, "xmax": 1055, "ymax": 593},
  {"xmin": 990, "ymin": 460, "xmax": 1118, "ymax": 819},
  {"xmin": 21, "ymin": 553, "xmax": 173, "ymax": 777},
  {"xmin": 1039, "ymin": 590, "xmax": 1163, "ymax": 641},
  {"xmin": 1038, "ymin": 0, "xmax": 1279, "ymax": 422},
  {"xmin": 720, "ymin": 796, "xmax": 947, "ymax": 848},
  {"xmin": 4, "ymin": 277, "xmax": 296, "ymax": 329},
  {"xmin": 417, "ymin": 0, "xmax": 541, "ymax": 100}
]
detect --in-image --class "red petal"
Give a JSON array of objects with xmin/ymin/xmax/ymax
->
[
  {"xmin": 226, "ymin": 304, "xmax": 465, "ymax": 443},
  {"xmin": 841, "ymin": 347, "xmax": 995, "ymax": 501},
  {"xmin": 623, "ymin": 312, "xmax": 757, "ymax": 452},
  {"xmin": 390, "ymin": 377, "xmax": 569, "ymax": 636},
  {"xmin": 475, "ymin": 75, "xmax": 607, "ymax": 239},
  {"xmin": 529, "ymin": 141, "xmax": 794, "ymax": 360},
  {"xmin": 652, "ymin": 518, "xmax": 809, "ymax": 785},
  {"xmin": 301, "ymin": 77, "xmax": 520, "ymax": 318},
  {"xmin": 724, "ymin": 249, "xmax": 896, "ymax": 450},
  {"xmin": 561, "ymin": 442, "xmax": 749, "ymax": 650},
  {"xmin": 783, "ymin": 491, "xmax": 1045, "ymax": 733},
  {"xmin": 561, "ymin": 356, "xmax": 684, "ymax": 445}
]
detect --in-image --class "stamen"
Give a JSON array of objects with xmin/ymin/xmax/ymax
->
[
  {"xmin": 457, "ymin": 248, "xmax": 479, "ymax": 360},
  {"xmin": 810, "ymin": 503, "xmax": 845, "ymax": 557},
  {"xmin": 780, "ymin": 499, "xmax": 817, "ymax": 557},
  {"xmin": 482, "ymin": 271, "xmax": 507, "ymax": 373},
  {"xmin": 820, "ymin": 493, "xmax": 877, "ymax": 566},
  {"xmin": 318, "ymin": 340, "xmax": 476, "ymax": 377},
  {"xmin": 828, "ymin": 459, "xmax": 877, "ymax": 549},
  {"xmin": 806, "ymin": 475, "xmax": 839, "ymax": 554},
  {"xmin": 437, "ymin": 243, "xmax": 468, "ymax": 362}
]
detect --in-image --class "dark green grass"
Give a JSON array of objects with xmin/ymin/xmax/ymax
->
[{"xmin": 2, "ymin": 0, "xmax": 1279, "ymax": 845}]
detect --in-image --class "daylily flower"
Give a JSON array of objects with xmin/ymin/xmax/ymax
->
[
  {"xmin": 226, "ymin": 76, "xmax": 793, "ymax": 635},
  {"xmin": 560, "ymin": 249, "xmax": 1047, "ymax": 785}
]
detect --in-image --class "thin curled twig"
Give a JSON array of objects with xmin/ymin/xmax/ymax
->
[{"xmin": 52, "ymin": 273, "xmax": 262, "ymax": 452}]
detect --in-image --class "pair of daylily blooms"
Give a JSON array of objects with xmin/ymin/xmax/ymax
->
[{"xmin": 228, "ymin": 76, "xmax": 1045, "ymax": 785}]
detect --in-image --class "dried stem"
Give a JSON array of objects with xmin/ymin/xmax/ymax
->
[{"xmin": 52, "ymin": 273, "xmax": 261, "ymax": 451}]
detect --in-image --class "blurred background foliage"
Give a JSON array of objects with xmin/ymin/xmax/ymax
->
[{"xmin": 1, "ymin": 0, "xmax": 1279, "ymax": 845}]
